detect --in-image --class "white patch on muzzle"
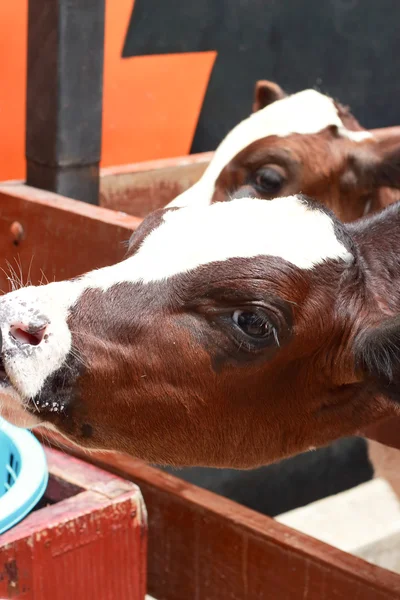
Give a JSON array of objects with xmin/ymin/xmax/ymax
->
[{"xmin": 0, "ymin": 281, "xmax": 82, "ymax": 400}]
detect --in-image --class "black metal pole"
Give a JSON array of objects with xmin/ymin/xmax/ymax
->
[{"xmin": 26, "ymin": 0, "xmax": 105, "ymax": 204}]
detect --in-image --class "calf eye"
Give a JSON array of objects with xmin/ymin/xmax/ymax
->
[
  {"xmin": 253, "ymin": 166, "xmax": 285, "ymax": 194},
  {"xmin": 232, "ymin": 310, "xmax": 274, "ymax": 339}
]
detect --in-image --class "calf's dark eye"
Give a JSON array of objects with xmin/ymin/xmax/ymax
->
[
  {"xmin": 253, "ymin": 167, "xmax": 285, "ymax": 194},
  {"xmin": 232, "ymin": 310, "xmax": 274, "ymax": 339}
]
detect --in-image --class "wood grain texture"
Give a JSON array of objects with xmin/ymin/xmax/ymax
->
[
  {"xmin": 0, "ymin": 448, "xmax": 147, "ymax": 600},
  {"xmin": 0, "ymin": 183, "xmax": 142, "ymax": 292},
  {"xmin": 100, "ymin": 152, "xmax": 212, "ymax": 216}
]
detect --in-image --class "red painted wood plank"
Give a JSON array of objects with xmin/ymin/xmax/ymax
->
[
  {"xmin": 0, "ymin": 448, "xmax": 147, "ymax": 600},
  {"xmin": 99, "ymin": 151, "xmax": 213, "ymax": 178},
  {"xmin": 99, "ymin": 152, "xmax": 212, "ymax": 216},
  {"xmin": 0, "ymin": 183, "xmax": 142, "ymax": 292}
]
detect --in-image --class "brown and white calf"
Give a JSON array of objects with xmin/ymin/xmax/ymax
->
[
  {"xmin": 169, "ymin": 81, "xmax": 400, "ymax": 221},
  {"xmin": 1, "ymin": 194, "xmax": 400, "ymax": 468}
]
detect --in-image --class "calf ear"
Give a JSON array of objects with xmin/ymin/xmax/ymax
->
[
  {"xmin": 355, "ymin": 127, "xmax": 400, "ymax": 190},
  {"xmin": 372, "ymin": 127, "xmax": 400, "ymax": 189},
  {"xmin": 253, "ymin": 80, "xmax": 286, "ymax": 112},
  {"xmin": 370, "ymin": 126, "xmax": 400, "ymax": 144},
  {"xmin": 355, "ymin": 316, "xmax": 400, "ymax": 403}
]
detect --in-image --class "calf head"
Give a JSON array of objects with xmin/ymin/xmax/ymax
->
[
  {"xmin": 1, "ymin": 195, "xmax": 400, "ymax": 467},
  {"xmin": 170, "ymin": 81, "xmax": 400, "ymax": 222}
]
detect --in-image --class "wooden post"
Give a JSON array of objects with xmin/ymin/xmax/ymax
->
[{"xmin": 26, "ymin": 0, "xmax": 105, "ymax": 204}]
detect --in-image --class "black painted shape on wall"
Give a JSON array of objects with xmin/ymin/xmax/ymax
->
[{"xmin": 123, "ymin": 0, "xmax": 400, "ymax": 154}]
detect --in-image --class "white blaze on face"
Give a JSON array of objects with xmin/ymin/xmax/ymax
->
[
  {"xmin": 0, "ymin": 195, "xmax": 352, "ymax": 406},
  {"xmin": 74, "ymin": 196, "xmax": 352, "ymax": 290},
  {"xmin": 112, "ymin": 195, "xmax": 353, "ymax": 282},
  {"xmin": 168, "ymin": 89, "xmax": 372, "ymax": 209},
  {"xmin": 72, "ymin": 196, "xmax": 352, "ymax": 291}
]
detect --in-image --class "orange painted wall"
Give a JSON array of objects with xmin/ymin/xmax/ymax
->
[{"xmin": 0, "ymin": 0, "xmax": 216, "ymax": 181}]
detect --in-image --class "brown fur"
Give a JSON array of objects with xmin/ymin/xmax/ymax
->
[{"xmin": 15, "ymin": 203, "xmax": 400, "ymax": 468}]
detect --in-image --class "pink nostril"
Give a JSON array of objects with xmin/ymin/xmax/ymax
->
[{"xmin": 10, "ymin": 323, "xmax": 48, "ymax": 346}]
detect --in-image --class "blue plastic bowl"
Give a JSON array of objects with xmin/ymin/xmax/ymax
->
[{"xmin": 0, "ymin": 417, "xmax": 48, "ymax": 534}]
